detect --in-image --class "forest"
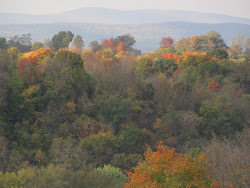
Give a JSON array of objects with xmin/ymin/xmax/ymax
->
[{"xmin": 0, "ymin": 30, "xmax": 249, "ymax": 187}]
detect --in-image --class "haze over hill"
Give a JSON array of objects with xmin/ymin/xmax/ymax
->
[
  {"xmin": 1, "ymin": 22, "xmax": 250, "ymax": 52},
  {"xmin": 0, "ymin": 7, "xmax": 250, "ymax": 25}
]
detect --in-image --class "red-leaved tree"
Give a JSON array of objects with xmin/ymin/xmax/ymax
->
[
  {"xmin": 102, "ymin": 38, "xmax": 116, "ymax": 51},
  {"xmin": 160, "ymin": 37, "xmax": 174, "ymax": 49}
]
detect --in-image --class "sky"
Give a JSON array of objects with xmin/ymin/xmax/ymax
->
[{"xmin": 0, "ymin": 0, "xmax": 249, "ymax": 19}]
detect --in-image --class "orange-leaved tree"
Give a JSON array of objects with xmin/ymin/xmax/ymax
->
[
  {"xmin": 117, "ymin": 41, "xmax": 125, "ymax": 53},
  {"xmin": 18, "ymin": 48, "xmax": 53, "ymax": 77},
  {"xmin": 125, "ymin": 143, "xmax": 221, "ymax": 188},
  {"xmin": 162, "ymin": 53, "xmax": 179, "ymax": 62},
  {"xmin": 23, "ymin": 48, "xmax": 53, "ymax": 62},
  {"xmin": 102, "ymin": 38, "xmax": 116, "ymax": 51}
]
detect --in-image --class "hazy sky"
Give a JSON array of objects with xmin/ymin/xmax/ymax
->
[{"xmin": 0, "ymin": 0, "xmax": 249, "ymax": 18}]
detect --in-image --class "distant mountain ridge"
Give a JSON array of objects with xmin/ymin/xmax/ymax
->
[
  {"xmin": 1, "ymin": 22, "xmax": 250, "ymax": 52},
  {"xmin": 0, "ymin": 7, "xmax": 250, "ymax": 25}
]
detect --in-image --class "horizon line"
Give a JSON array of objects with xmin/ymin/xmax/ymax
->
[{"xmin": 0, "ymin": 7, "xmax": 249, "ymax": 20}]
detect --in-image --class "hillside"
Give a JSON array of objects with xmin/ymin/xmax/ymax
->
[
  {"xmin": 1, "ymin": 22, "xmax": 250, "ymax": 52},
  {"xmin": 0, "ymin": 29, "xmax": 249, "ymax": 187}
]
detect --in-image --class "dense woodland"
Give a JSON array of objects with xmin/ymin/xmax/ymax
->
[{"xmin": 0, "ymin": 31, "xmax": 249, "ymax": 187}]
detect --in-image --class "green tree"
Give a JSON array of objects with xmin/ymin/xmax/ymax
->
[
  {"xmin": 0, "ymin": 136, "xmax": 9, "ymax": 171},
  {"xmin": 51, "ymin": 31, "xmax": 74, "ymax": 51},
  {"xmin": 99, "ymin": 95, "xmax": 132, "ymax": 134},
  {"xmin": 207, "ymin": 49, "xmax": 228, "ymax": 60},
  {"xmin": 101, "ymin": 48, "xmax": 117, "ymax": 63},
  {"xmin": 153, "ymin": 58, "xmax": 177, "ymax": 77},
  {"xmin": 140, "ymin": 83, "xmax": 155, "ymax": 100},
  {"xmin": 175, "ymin": 31, "xmax": 226, "ymax": 53},
  {"xmin": 72, "ymin": 35, "xmax": 84, "ymax": 50},
  {"xmin": 0, "ymin": 167, "xmax": 35, "ymax": 188},
  {"xmin": 85, "ymin": 169, "xmax": 119, "ymax": 188},
  {"xmin": 89, "ymin": 40, "xmax": 101, "ymax": 53},
  {"xmin": 31, "ymin": 42, "xmax": 44, "ymax": 51},
  {"xmin": 8, "ymin": 34, "xmax": 32, "ymax": 53},
  {"xmin": 96, "ymin": 165, "xmax": 127, "ymax": 187},
  {"xmin": 43, "ymin": 38, "xmax": 52, "ymax": 48},
  {"xmin": 80, "ymin": 132, "xmax": 119, "ymax": 167},
  {"xmin": 119, "ymin": 128, "xmax": 151, "ymax": 155},
  {"xmin": 199, "ymin": 97, "xmax": 243, "ymax": 138},
  {"xmin": 111, "ymin": 153, "xmax": 143, "ymax": 171},
  {"xmin": 136, "ymin": 58, "xmax": 154, "ymax": 78},
  {"xmin": 115, "ymin": 34, "xmax": 135, "ymax": 51},
  {"xmin": 206, "ymin": 30, "xmax": 226, "ymax": 50},
  {"xmin": 19, "ymin": 34, "xmax": 32, "ymax": 46},
  {"xmin": 50, "ymin": 138, "xmax": 87, "ymax": 171},
  {"xmin": 44, "ymin": 50, "xmax": 95, "ymax": 102},
  {"xmin": 0, "ymin": 48, "xmax": 26, "ymax": 127},
  {"xmin": 245, "ymin": 37, "xmax": 250, "ymax": 58},
  {"xmin": 0, "ymin": 37, "xmax": 8, "ymax": 49},
  {"xmin": 154, "ymin": 106, "xmax": 182, "ymax": 147}
]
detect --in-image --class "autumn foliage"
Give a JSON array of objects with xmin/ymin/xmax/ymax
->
[
  {"xmin": 116, "ymin": 41, "xmax": 125, "ymax": 53},
  {"xmin": 102, "ymin": 38, "xmax": 116, "ymax": 51},
  {"xmin": 18, "ymin": 48, "xmax": 53, "ymax": 77},
  {"xmin": 160, "ymin": 37, "xmax": 174, "ymax": 49},
  {"xmin": 79, "ymin": 123, "xmax": 108, "ymax": 139},
  {"xmin": 18, "ymin": 55, "xmax": 41, "ymax": 77},
  {"xmin": 162, "ymin": 53, "xmax": 178, "ymax": 61},
  {"xmin": 1, "ymin": 31, "xmax": 249, "ymax": 188},
  {"xmin": 125, "ymin": 143, "xmax": 221, "ymax": 188},
  {"xmin": 162, "ymin": 53, "xmax": 181, "ymax": 75},
  {"xmin": 181, "ymin": 52, "xmax": 210, "ymax": 62},
  {"xmin": 180, "ymin": 51, "xmax": 218, "ymax": 68},
  {"xmin": 208, "ymin": 79, "xmax": 220, "ymax": 90},
  {"xmin": 22, "ymin": 48, "xmax": 53, "ymax": 61},
  {"xmin": 69, "ymin": 45, "xmax": 81, "ymax": 54}
]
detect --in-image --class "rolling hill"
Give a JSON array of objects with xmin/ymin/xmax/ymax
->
[{"xmin": 0, "ymin": 8, "xmax": 250, "ymax": 25}]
